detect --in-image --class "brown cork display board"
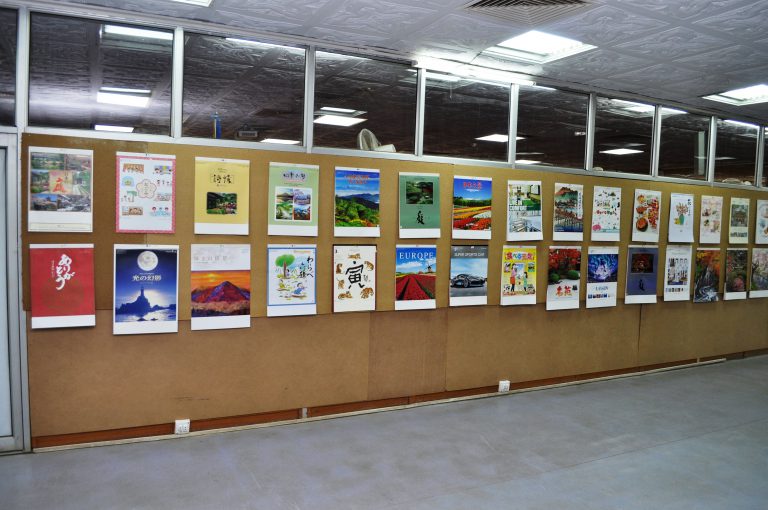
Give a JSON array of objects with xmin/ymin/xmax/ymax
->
[{"xmin": 22, "ymin": 134, "xmax": 768, "ymax": 439}]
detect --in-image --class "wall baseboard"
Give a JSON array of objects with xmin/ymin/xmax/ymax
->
[{"xmin": 32, "ymin": 352, "xmax": 763, "ymax": 451}]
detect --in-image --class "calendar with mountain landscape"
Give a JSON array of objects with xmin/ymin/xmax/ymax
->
[{"xmin": 334, "ymin": 167, "xmax": 380, "ymax": 236}]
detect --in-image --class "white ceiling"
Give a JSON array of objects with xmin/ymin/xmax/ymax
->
[{"xmin": 35, "ymin": 0, "xmax": 768, "ymax": 123}]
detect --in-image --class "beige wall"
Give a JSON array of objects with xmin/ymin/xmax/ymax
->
[{"xmin": 22, "ymin": 134, "xmax": 768, "ymax": 437}]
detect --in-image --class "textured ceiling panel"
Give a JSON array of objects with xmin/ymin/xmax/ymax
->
[
  {"xmin": 692, "ymin": 1, "xmax": 768, "ymax": 40},
  {"xmin": 611, "ymin": 27, "xmax": 730, "ymax": 60},
  {"xmin": 544, "ymin": 5, "xmax": 669, "ymax": 47},
  {"xmin": 611, "ymin": 0, "xmax": 748, "ymax": 21}
]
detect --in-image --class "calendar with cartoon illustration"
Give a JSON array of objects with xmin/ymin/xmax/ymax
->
[{"xmin": 116, "ymin": 152, "xmax": 176, "ymax": 233}]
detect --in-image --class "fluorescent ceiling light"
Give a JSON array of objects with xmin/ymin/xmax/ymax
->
[
  {"xmin": 94, "ymin": 124, "xmax": 134, "ymax": 133},
  {"xmin": 623, "ymin": 105, "xmax": 686, "ymax": 116},
  {"xmin": 515, "ymin": 159, "xmax": 541, "ymax": 165},
  {"xmin": 261, "ymin": 138, "xmax": 300, "ymax": 145},
  {"xmin": 314, "ymin": 115, "xmax": 367, "ymax": 127},
  {"xmin": 97, "ymin": 92, "xmax": 150, "ymax": 108},
  {"xmin": 103, "ymin": 25, "xmax": 173, "ymax": 41},
  {"xmin": 101, "ymin": 87, "xmax": 151, "ymax": 95},
  {"xmin": 476, "ymin": 134, "xmax": 508, "ymax": 142},
  {"xmin": 600, "ymin": 148, "xmax": 643, "ymax": 155},
  {"xmin": 723, "ymin": 119, "xmax": 758, "ymax": 129},
  {"xmin": 168, "ymin": 0, "xmax": 213, "ymax": 6},
  {"xmin": 703, "ymin": 84, "xmax": 768, "ymax": 106},
  {"xmin": 475, "ymin": 134, "xmax": 525, "ymax": 142},
  {"xmin": 225, "ymin": 38, "xmax": 282, "ymax": 50},
  {"xmin": 485, "ymin": 30, "xmax": 595, "ymax": 64},
  {"xmin": 425, "ymin": 72, "xmax": 462, "ymax": 83},
  {"xmin": 321, "ymin": 106, "xmax": 357, "ymax": 114}
]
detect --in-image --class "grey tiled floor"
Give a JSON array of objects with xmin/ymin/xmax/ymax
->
[{"xmin": 2, "ymin": 356, "xmax": 767, "ymax": 509}]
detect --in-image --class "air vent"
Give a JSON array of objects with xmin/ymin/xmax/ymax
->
[{"xmin": 465, "ymin": 0, "xmax": 593, "ymax": 26}]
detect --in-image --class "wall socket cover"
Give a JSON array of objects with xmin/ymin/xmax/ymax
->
[
  {"xmin": 498, "ymin": 380, "xmax": 511, "ymax": 392},
  {"xmin": 174, "ymin": 419, "xmax": 191, "ymax": 434}
]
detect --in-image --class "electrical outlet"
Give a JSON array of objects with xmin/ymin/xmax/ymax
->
[
  {"xmin": 174, "ymin": 419, "xmax": 190, "ymax": 435},
  {"xmin": 498, "ymin": 380, "xmax": 510, "ymax": 393}
]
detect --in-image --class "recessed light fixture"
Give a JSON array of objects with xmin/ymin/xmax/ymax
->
[
  {"xmin": 225, "ymin": 38, "xmax": 281, "ymax": 50},
  {"xmin": 475, "ymin": 134, "xmax": 525, "ymax": 142},
  {"xmin": 483, "ymin": 30, "xmax": 596, "ymax": 64},
  {"xmin": 94, "ymin": 124, "xmax": 134, "ymax": 133},
  {"xmin": 600, "ymin": 148, "xmax": 643, "ymax": 155},
  {"xmin": 168, "ymin": 0, "xmax": 213, "ymax": 5},
  {"xmin": 261, "ymin": 138, "xmax": 301, "ymax": 145},
  {"xmin": 723, "ymin": 119, "xmax": 758, "ymax": 129},
  {"xmin": 103, "ymin": 25, "xmax": 173, "ymax": 41},
  {"xmin": 313, "ymin": 115, "xmax": 367, "ymax": 127},
  {"xmin": 320, "ymin": 106, "xmax": 358, "ymax": 114},
  {"xmin": 424, "ymin": 72, "xmax": 462, "ymax": 83},
  {"xmin": 703, "ymin": 84, "xmax": 768, "ymax": 106},
  {"xmin": 97, "ymin": 88, "xmax": 150, "ymax": 108},
  {"xmin": 515, "ymin": 159, "xmax": 541, "ymax": 165},
  {"xmin": 101, "ymin": 87, "xmax": 152, "ymax": 95}
]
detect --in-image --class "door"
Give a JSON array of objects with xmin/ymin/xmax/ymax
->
[{"xmin": 0, "ymin": 134, "xmax": 27, "ymax": 453}]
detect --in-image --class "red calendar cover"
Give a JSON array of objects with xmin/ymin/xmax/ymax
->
[{"xmin": 30, "ymin": 244, "xmax": 95, "ymax": 329}]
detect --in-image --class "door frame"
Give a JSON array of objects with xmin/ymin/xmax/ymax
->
[{"xmin": 0, "ymin": 132, "xmax": 30, "ymax": 453}]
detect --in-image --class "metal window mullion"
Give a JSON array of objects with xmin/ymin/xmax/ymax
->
[
  {"xmin": 650, "ymin": 104, "xmax": 662, "ymax": 177},
  {"xmin": 507, "ymin": 83, "xmax": 519, "ymax": 165},
  {"xmin": 754, "ymin": 125, "xmax": 764, "ymax": 187},
  {"xmin": 15, "ymin": 7, "xmax": 30, "ymax": 131},
  {"xmin": 303, "ymin": 47, "xmax": 315, "ymax": 153},
  {"xmin": 707, "ymin": 116, "xmax": 717, "ymax": 184},
  {"xmin": 584, "ymin": 93, "xmax": 596, "ymax": 171},
  {"xmin": 414, "ymin": 67, "xmax": 426, "ymax": 157},
  {"xmin": 171, "ymin": 27, "xmax": 184, "ymax": 139}
]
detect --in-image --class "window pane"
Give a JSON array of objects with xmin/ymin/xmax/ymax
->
[
  {"xmin": 29, "ymin": 14, "xmax": 173, "ymax": 134},
  {"xmin": 424, "ymin": 77, "xmax": 509, "ymax": 161},
  {"xmin": 0, "ymin": 8, "xmax": 17, "ymax": 126},
  {"xmin": 517, "ymin": 85, "xmax": 587, "ymax": 168},
  {"xmin": 183, "ymin": 34, "xmax": 305, "ymax": 142},
  {"xmin": 314, "ymin": 52, "xmax": 415, "ymax": 153},
  {"xmin": 593, "ymin": 97, "xmax": 653, "ymax": 174},
  {"xmin": 714, "ymin": 119, "xmax": 757, "ymax": 185},
  {"xmin": 658, "ymin": 110, "xmax": 709, "ymax": 180},
  {"xmin": 764, "ymin": 128, "xmax": 767, "ymax": 187}
]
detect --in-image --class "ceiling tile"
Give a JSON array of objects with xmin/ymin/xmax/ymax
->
[
  {"xmin": 540, "ymin": 49, "xmax": 650, "ymax": 79},
  {"xmin": 612, "ymin": 27, "xmax": 731, "ymax": 61},
  {"xmin": 410, "ymin": 14, "xmax": 520, "ymax": 61},
  {"xmin": 303, "ymin": 26, "xmax": 395, "ymax": 47},
  {"xmin": 543, "ymin": 5, "xmax": 670, "ymax": 47},
  {"xmin": 692, "ymin": 1, "xmax": 768, "ymax": 41},
  {"xmin": 314, "ymin": 0, "xmax": 440, "ymax": 39},
  {"xmin": 675, "ymin": 45, "xmax": 768, "ymax": 73},
  {"xmin": 611, "ymin": 0, "xmax": 750, "ymax": 22}
]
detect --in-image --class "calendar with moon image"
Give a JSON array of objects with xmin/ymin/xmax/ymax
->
[{"xmin": 113, "ymin": 245, "xmax": 179, "ymax": 335}]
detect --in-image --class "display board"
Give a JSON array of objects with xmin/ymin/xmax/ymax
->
[{"xmin": 19, "ymin": 134, "xmax": 768, "ymax": 442}]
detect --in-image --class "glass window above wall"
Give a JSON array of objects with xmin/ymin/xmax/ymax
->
[
  {"xmin": 314, "ymin": 51, "xmax": 415, "ymax": 153},
  {"xmin": 763, "ymin": 128, "xmax": 767, "ymax": 187},
  {"xmin": 658, "ymin": 110, "xmax": 710, "ymax": 181},
  {"xmin": 0, "ymin": 8, "xmax": 17, "ymax": 126},
  {"xmin": 516, "ymin": 85, "xmax": 588, "ymax": 168},
  {"xmin": 183, "ymin": 34, "xmax": 305, "ymax": 143},
  {"xmin": 592, "ymin": 97, "xmax": 654, "ymax": 175},
  {"xmin": 714, "ymin": 119, "xmax": 758, "ymax": 185},
  {"xmin": 29, "ymin": 14, "xmax": 173, "ymax": 134},
  {"xmin": 424, "ymin": 76, "xmax": 509, "ymax": 161}
]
